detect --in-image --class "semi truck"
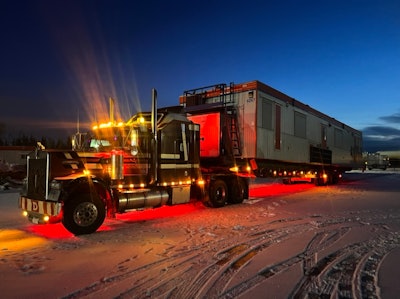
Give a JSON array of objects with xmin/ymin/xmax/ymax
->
[
  {"xmin": 364, "ymin": 152, "xmax": 390, "ymax": 170},
  {"xmin": 19, "ymin": 80, "xmax": 363, "ymax": 235}
]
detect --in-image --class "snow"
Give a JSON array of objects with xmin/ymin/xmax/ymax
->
[{"xmin": 0, "ymin": 171, "xmax": 400, "ymax": 298}]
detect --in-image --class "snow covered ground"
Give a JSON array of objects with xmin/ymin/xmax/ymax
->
[{"xmin": 1, "ymin": 171, "xmax": 400, "ymax": 298}]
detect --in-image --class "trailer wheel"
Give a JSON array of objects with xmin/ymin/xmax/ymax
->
[
  {"xmin": 229, "ymin": 178, "xmax": 246, "ymax": 204},
  {"xmin": 315, "ymin": 174, "xmax": 329, "ymax": 186},
  {"xmin": 331, "ymin": 173, "xmax": 340, "ymax": 184},
  {"xmin": 62, "ymin": 193, "xmax": 106, "ymax": 235},
  {"xmin": 208, "ymin": 180, "xmax": 228, "ymax": 208}
]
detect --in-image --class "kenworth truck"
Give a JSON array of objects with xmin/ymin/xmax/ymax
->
[
  {"xmin": 19, "ymin": 81, "xmax": 363, "ymax": 235},
  {"xmin": 19, "ymin": 89, "xmax": 249, "ymax": 235}
]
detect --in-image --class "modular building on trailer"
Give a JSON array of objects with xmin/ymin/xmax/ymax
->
[{"xmin": 180, "ymin": 80, "xmax": 363, "ymax": 183}]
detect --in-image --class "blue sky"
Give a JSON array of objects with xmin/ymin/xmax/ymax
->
[{"xmin": 1, "ymin": 0, "xmax": 399, "ymax": 151}]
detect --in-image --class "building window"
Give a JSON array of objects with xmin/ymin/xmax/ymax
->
[
  {"xmin": 334, "ymin": 128, "xmax": 343, "ymax": 148},
  {"xmin": 259, "ymin": 97, "xmax": 273, "ymax": 130},
  {"xmin": 275, "ymin": 104, "xmax": 281, "ymax": 149},
  {"xmin": 294, "ymin": 111, "xmax": 306, "ymax": 138}
]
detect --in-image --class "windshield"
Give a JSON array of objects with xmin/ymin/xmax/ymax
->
[
  {"xmin": 89, "ymin": 139, "xmax": 112, "ymax": 149},
  {"xmin": 86, "ymin": 126, "xmax": 129, "ymax": 151}
]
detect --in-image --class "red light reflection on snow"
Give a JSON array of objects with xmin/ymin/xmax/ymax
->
[
  {"xmin": 116, "ymin": 203, "xmax": 206, "ymax": 223},
  {"xmin": 25, "ymin": 223, "xmax": 112, "ymax": 239},
  {"xmin": 26, "ymin": 223, "xmax": 73, "ymax": 239},
  {"xmin": 24, "ymin": 204, "xmax": 205, "ymax": 239},
  {"xmin": 249, "ymin": 182, "xmax": 314, "ymax": 198},
  {"xmin": 24, "ymin": 184, "xmax": 313, "ymax": 239}
]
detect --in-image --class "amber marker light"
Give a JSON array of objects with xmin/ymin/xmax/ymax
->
[{"xmin": 229, "ymin": 166, "xmax": 239, "ymax": 172}]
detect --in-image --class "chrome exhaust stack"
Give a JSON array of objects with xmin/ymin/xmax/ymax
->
[{"xmin": 150, "ymin": 88, "xmax": 158, "ymax": 185}]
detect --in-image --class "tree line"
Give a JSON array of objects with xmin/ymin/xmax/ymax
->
[
  {"xmin": 0, "ymin": 134, "xmax": 71, "ymax": 149},
  {"xmin": 0, "ymin": 123, "xmax": 72, "ymax": 149}
]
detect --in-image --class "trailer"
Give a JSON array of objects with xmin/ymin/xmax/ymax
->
[
  {"xmin": 18, "ymin": 81, "xmax": 363, "ymax": 235},
  {"xmin": 180, "ymin": 80, "xmax": 363, "ymax": 184}
]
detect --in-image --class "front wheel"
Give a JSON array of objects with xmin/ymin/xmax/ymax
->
[{"xmin": 62, "ymin": 193, "xmax": 106, "ymax": 235}]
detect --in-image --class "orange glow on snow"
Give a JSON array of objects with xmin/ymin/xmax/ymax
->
[{"xmin": 0, "ymin": 229, "xmax": 49, "ymax": 253}]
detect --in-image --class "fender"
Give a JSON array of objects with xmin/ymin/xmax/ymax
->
[{"xmin": 61, "ymin": 175, "xmax": 113, "ymax": 215}]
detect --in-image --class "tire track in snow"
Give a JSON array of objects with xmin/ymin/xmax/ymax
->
[
  {"xmin": 116, "ymin": 220, "xmax": 312, "ymax": 298},
  {"xmin": 290, "ymin": 229, "xmax": 400, "ymax": 299},
  {"xmin": 218, "ymin": 226, "xmax": 350, "ymax": 298},
  {"xmin": 63, "ymin": 213, "xmax": 400, "ymax": 299},
  {"xmin": 62, "ymin": 218, "xmax": 312, "ymax": 298}
]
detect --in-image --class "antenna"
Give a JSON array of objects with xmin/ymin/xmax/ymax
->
[
  {"xmin": 76, "ymin": 109, "xmax": 80, "ymax": 134},
  {"xmin": 109, "ymin": 97, "xmax": 115, "ymax": 123}
]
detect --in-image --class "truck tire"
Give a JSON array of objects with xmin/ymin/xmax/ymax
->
[
  {"xmin": 62, "ymin": 193, "xmax": 106, "ymax": 235},
  {"xmin": 331, "ymin": 173, "xmax": 340, "ymax": 184},
  {"xmin": 208, "ymin": 179, "xmax": 228, "ymax": 208},
  {"xmin": 228, "ymin": 178, "xmax": 246, "ymax": 204}
]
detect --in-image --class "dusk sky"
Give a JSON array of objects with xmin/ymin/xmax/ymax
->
[{"xmin": 1, "ymin": 0, "xmax": 399, "ymax": 151}]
